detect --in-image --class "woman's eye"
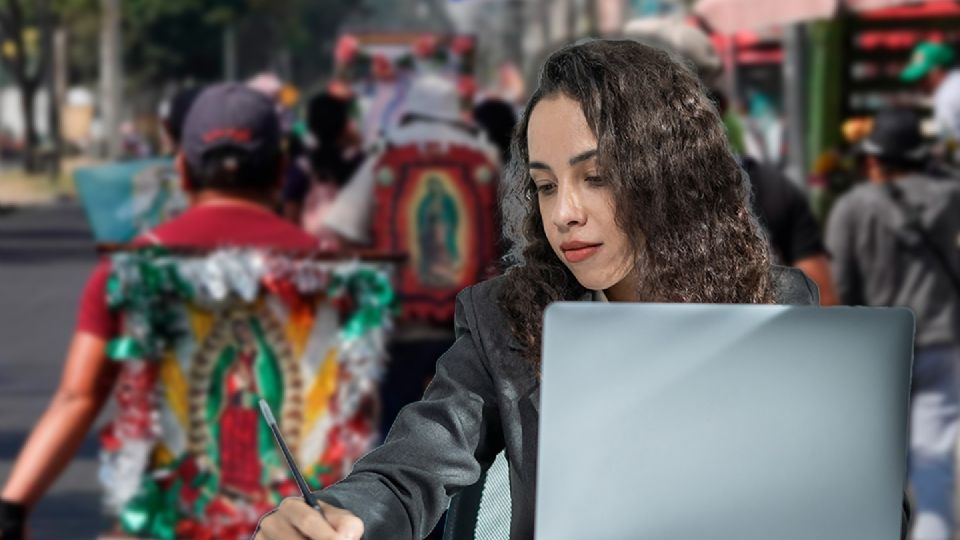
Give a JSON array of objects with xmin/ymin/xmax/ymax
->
[
  {"xmin": 586, "ymin": 176, "xmax": 605, "ymax": 186},
  {"xmin": 535, "ymin": 183, "xmax": 556, "ymax": 195}
]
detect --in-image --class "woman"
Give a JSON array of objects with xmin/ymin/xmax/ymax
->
[{"xmin": 253, "ymin": 39, "xmax": 817, "ymax": 540}]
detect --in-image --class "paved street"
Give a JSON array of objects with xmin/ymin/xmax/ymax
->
[{"xmin": 0, "ymin": 202, "xmax": 111, "ymax": 538}]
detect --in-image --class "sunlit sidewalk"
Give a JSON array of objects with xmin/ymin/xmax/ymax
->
[{"xmin": 0, "ymin": 158, "xmax": 93, "ymax": 207}]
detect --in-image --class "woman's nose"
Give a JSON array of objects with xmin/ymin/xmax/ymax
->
[{"xmin": 552, "ymin": 183, "xmax": 586, "ymax": 229}]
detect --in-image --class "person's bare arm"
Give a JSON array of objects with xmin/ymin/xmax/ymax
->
[
  {"xmin": 793, "ymin": 254, "xmax": 839, "ymax": 306},
  {"xmin": 1, "ymin": 332, "xmax": 118, "ymax": 508}
]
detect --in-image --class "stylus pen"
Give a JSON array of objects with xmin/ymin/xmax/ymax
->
[{"xmin": 259, "ymin": 398, "xmax": 326, "ymax": 516}]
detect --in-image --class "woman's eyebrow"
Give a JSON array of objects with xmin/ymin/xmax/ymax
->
[
  {"xmin": 528, "ymin": 149, "xmax": 597, "ymax": 171},
  {"xmin": 528, "ymin": 161, "xmax": 551, "ymax": 171},
  {"xmin": 569, "ymin": 149, "xmax": 597, "ymax": 166}
]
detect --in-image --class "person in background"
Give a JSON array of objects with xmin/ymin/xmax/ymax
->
[
  {"xmin": 0, "ymin": 84, "xmax": 319, "ymax": 540},
  {"xmin": 161, "ymin": 86, "xmax": 204, "ymax": 154},
  {"xmin": 741, "ymin": 155, "xmax": 839, "ymax": 306},
  {"xmin": 473, "ymin": 97, "xmax": 518, "ymax": 165},
  {"xmin": 306, "ymin": 91, "xmax": 365, "ymax": 187},
  {"xmin": 901, "ymin": 41, "xmax": 960, "ymax": 144},
  {"xmin": 287, "ymin": 91, "xmax": 365, "ymax": 248},
  {"xmin": 710, "ymin": 89, "xmax": 838, "ymax": 306},
  {"xmin": 742, "ymin": 90, "xmax": 784, "ymax": 167},
  {"xmin": 826, "ymin": 108, "xmax": 960, "ymax": 540},
  {"xmin": 125, "ymin": 85, "xmax": 204, "ymax": 236},
  {"xmin": 281, "ymin": 124, "xmax": 314, "ymax": 222},
  {"xmin": 323, "ymin": 72, "xmax": 500, "ymax": 440}
]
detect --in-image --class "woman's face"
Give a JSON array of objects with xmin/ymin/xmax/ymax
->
[{"xmin": 527, "ymin": 94, "xmax": 637, "ymax": 296}]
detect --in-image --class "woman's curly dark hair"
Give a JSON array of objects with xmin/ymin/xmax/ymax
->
[{"xmin": 499, "ymin": 39, "xmax": 776, "ymax": 367}]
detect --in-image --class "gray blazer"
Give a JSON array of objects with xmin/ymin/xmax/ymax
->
[{"xmin": 314, "ymin": 267, "xmax": 905, "ymax": 539}]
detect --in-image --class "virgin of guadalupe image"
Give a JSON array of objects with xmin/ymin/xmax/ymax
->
[
  {"xmin": 203, "ymin": 317, "xmax": 285, "ymax": 501},
  {"xmin": 416, "ymin": 175, "xmax": 461, "ymax": 287}
]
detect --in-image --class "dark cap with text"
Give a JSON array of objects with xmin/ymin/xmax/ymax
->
[{"xmin": 181, "ymin": 83, "xmax": 280, "ymax": 170}]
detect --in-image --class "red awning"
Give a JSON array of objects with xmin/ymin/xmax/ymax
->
[
  {"xmin": 694, "ymin": 0, "xmax": 950, "ymax": 34},
  {"xmin": 857, "ymin": 0, "xmax": 960, "ymax": 19},
  {"xmin": 844, "ymin": 0, "xmax": 931, "ymax": 11}
]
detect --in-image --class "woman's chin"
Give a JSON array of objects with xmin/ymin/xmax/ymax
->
[{"xmin": 570, "ymin": 272, "xmax": 612, "ymax": 293}]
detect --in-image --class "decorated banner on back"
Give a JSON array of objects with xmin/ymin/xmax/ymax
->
[
  {"xmin": 99, "ymin": 248, "xmax": 395, "ymax": 539},
  {"xmin": 370, "ymin": 143, "xmax": 498, "ymax": 322}
]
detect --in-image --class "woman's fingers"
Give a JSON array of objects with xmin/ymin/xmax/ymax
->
[
  {"xmin": 256, "ymin": 506, "xmax": 303, "ymax": 539},
  {"xmin": 256, "ymin": 498, "xmax": 327, "ymax": 539},
  {"xmin": 320, "ymin": 502, "xmax": 365, "ymax": 540},
  {"xmin": 254, "ymin": 497, "xmax": 364, "ymax": 540}
]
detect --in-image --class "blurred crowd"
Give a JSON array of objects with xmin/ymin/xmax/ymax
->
[{"xmin": 5, "ymin": 9, "xmax": 960, "ymax": 540}]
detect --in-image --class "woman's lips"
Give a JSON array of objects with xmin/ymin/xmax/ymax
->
[{"xmin": 561, "ymin": 242, "xmax": 602, "ymax": 263}]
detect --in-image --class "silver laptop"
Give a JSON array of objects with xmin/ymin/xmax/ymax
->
[{"xmin": 536, "ymin": 304, "xmax": 914, "ymax": 540}]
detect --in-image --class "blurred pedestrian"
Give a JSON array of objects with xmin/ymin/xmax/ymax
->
[
  {"xmin": 281, "ymin": 123, "xmax": 314, "ymax": 223},
  {"xmin": 323, "ymin": 73, "xmax": 500, "ymax": 444},
  {"xmin": 306, "ymin": 90, "xmax": 364, "ymax": 186},
  {"xmin": 162, "ymin": 85, "xmax": 204, "ymax": 154},
  {"xmin": 281, "ymin": 90, "xmax": 364, "ymax": 250},
  {"xmin": 0, "ymin": 84, "xmax": 320, "ymax": 539},
  {"xmin": 825, "ymin": 107, "xmax": 960, "ymax": 540},
  {"xmin": 473, "ymin": 97, "xmax": 518, "ymax": 164},
  {"xmin": 120, "ymin": 121, "xmax": 151, "ymax": 158},
  {"xmin": 901, "ymin": 41, "xmax": 960, "ymax": 143},
  {"xmin": 126, "ymin": 85, "xmax": 203, "ymax": 235},
  {"xmin": 711, "ymin": 89, "xmax": 838, "ymax": 305},
  {"xmin": 740, "ymin": 153, "xmax": 839, "ymax": 305}
]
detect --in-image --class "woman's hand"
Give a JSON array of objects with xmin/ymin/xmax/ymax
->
[{"xmin": 254, "ymin": 498, "xmax": 364, "ymax": 540}]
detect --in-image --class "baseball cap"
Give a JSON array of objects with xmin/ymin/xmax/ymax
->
[
  {"xmin": 180, "ymin": 83, "xmax": 281, "ymax": 173},
  {"xmin": 861, "ymin": 108, "xmax": 927, "ymax": 163},
  {"xmin": 900, "ymin": 41, "xmax": 955, "ymax": 82}
]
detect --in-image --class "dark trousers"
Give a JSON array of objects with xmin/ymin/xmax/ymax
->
[{"xmin": 380, "ymin": 337, "xmax": 456, "ymax": 438}]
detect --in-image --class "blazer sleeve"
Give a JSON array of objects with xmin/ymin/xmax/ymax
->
[{"xmin": 314, "ymin": 285, "xmax": 505, "ymax": 539}]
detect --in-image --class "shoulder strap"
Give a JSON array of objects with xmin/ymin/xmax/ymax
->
[{"xmin": 884, "ymin": 181, "xmax": 960, "ymax": 296}]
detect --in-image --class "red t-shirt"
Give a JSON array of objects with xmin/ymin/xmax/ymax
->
[{"xmin": 76, "ymin": 202, "xmax": 319, "ymax": 339}]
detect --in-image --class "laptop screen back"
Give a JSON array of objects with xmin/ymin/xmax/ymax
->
[{"xmin": 536, "ymin": 304, "xmax": 913, "ymax": 540}]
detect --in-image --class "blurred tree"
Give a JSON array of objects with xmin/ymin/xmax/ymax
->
[
  {"xmin": 113, "ymin": 0, "xmax": 362, "ymax": 127},
  {"xmin": 58, "ymin": 0, "xmax": 99, "ymax": 84},
  {"xmin": 235, "ymin": 0, "xmax": 357, "ymax": 87},
  {"xmin": 0, "ymin": 0, "xmax": 364, "ymax": 168},
  {"xmin": 122, "ymin": 0, "xmax": 238, "ymax": 87},
  {"xmin": 0, "ymin": 0, "xmax": 92, "ymax": 170},
  {"xmin": 0, "ymin": 0, "xmax": 54, "ymax": 170},
  {"xmin": 121, "ymin": 0, "xmax": 357, "ymax": 87}
]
